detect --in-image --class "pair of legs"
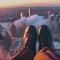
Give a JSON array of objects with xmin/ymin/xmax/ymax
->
[{"xmin": 12, "ymin": 25, "xmax": 53, "ymax": 60}]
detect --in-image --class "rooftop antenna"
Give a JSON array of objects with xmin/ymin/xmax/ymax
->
[{"xmin": 28, "ymin": 8, "xmax": 31, "ymax": 16}]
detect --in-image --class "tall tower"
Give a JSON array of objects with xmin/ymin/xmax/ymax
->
[
  {"xmin": 28, "ymin": 8, "xmax": 31, "ymax": 16},
  {"xmin": 20, "ymin": 12, "xmax": 23, "ymax": 18}
]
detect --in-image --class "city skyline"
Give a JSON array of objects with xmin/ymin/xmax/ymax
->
[{"xmin": 0, "ymin": 0, "xmax": 60, "ymax": 8}]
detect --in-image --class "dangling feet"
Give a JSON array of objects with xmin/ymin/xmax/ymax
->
[
  {"xmin": 22, "ymin": 25, "xmax": 37, "ymax": 56},
  {"xmin": 38, "ymin": 25, "xmax": 53, "ymax": 51}
]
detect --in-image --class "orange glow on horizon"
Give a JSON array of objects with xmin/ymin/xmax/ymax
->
[{"xmin": 0, "ymin": 0, "xmax": 60, "ymax": 8}]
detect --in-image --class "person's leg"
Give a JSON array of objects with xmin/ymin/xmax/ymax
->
[
  {"xmin": 12, "ymin": 25, "xmax": 37, "ymax": 60},
  {"xmin": 34, "ymin": 47, "xmax": 59, "ymax": 60},
  {"xmin": 22, "ymin": 25, "xmax": 37, "ymax": 56},
  {"xmin": 12, "ymin": 47, "xmax": 34, "ymax": 60},
  {"xmin": 38, "ymin": 25, "xmax": 53, "ymax": 51}
]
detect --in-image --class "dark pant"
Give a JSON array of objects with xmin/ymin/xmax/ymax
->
[{"xmin": 12, "ymin": 47, "xmax": 34, "ymax": 60}]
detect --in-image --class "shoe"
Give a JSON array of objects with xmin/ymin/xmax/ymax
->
[
  {"xmin": 38, "ymin": 25, "xmax": 53, "ymax": 51},
  {"xmin": 22, "ymin": 25, "xmax": 37, "ymax": 56}
]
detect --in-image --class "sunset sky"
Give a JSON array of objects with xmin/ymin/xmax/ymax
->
[{"xmin": 0, "ymin": 0, "xmax": 60, "ymax": 8}]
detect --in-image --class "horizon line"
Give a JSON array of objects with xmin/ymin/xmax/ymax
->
[{"xmin": 0, "ymin": 5, "xmax": 60, "ymax": 9}]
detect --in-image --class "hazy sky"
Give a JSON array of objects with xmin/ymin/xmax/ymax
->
[{"xmin": 0, "ymin": 0, "xmax": 60, "ymax": 8}]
